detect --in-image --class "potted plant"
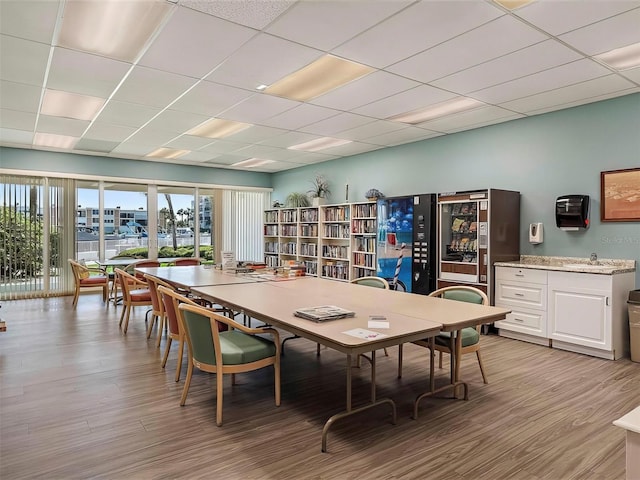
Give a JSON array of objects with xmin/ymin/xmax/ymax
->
[
  {"xmin": 285, "ymin": 192, "xmax": 311, "ymax": 208},
  {"xmin": 308, "ymin": 174, "xmax": 331, "ymax": 206},
  {"xmin": 365, "ymin": 188, "xmax": 385, "ymax": 201}
]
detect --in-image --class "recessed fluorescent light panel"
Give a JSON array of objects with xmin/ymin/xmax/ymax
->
[
  {"xmin": 58, "ymin": 0, "xmax": 172, "ymax": 62},
  {"xmin": 187, "ymin": 119, "xmax": 252, "ymax": 139},
  {"xmin": 256, "ymin": 84, "xmax": 269, "ymax": 91},
  {"xmin": 288, "ymin": 137, "xmax": 352, "ymax": 152},
  {"xmin": 265, "ymin": 55, "xmax": 374, "ymax": 102},
  {"xmin": 595, "ymin": 42, "xmax": 640, "ymax": 71},
  {"xmin": 231, "ymin": 158, "xmax": 275, "ymax": 168},
  {"xmin": 33, "ymin": 133, "xmax": 79, "ymax": 149},
  {"xmin": 389, "ymin": 97, "xmax": 484, "ymax": 124},
  {"xmin": 41, "ymin": 89, "xmax": 106, "ymax": 121},
  {"xmin": 492, "ymin": 0, "xmax": 535, "ymax": 10},
  {"xmin": 146, "ymin": 148, "xmax": 190, "ymax": 159}
]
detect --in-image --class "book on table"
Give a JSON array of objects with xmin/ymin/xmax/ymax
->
[{"xmin": 294, "ymin": 305, "xmax": 355, "ymax": 322}]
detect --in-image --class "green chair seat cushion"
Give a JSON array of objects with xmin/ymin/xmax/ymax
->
[
  {"xmin": 218, "ymin": 331, "xmax": 276, "ymax": 365},
  {"xmin": 435, "ymin": 327, "xmax": 480, "ymax": 348}
]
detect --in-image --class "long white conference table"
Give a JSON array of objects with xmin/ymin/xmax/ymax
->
[{"xmin": 139, "ymin": 267, "xmax": 510, "ymax": 452}]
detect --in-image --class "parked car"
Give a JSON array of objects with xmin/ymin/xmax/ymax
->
[{"xmin": 175, "ymin": 227, "xmax": 194, "ymax": 237}]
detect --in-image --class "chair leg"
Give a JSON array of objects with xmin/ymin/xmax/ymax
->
[
  {"xmin": 102, "ymin": 284, "xmax": 108, "ymax": 303},
  {"xmin": 438, "ymin": 350, "xmax": 443, "ymax": 369},
  {"xmin": 216, "ymin": 372, "xmax": 224, "ymax": 426},
  {"xmin": 146, "ymin": 313, "xmax": 157, "ymax": 339},
  {"xmin": 383, "ymin": 347, "xmax": 389, "ymax": 357},
  {"xmin": 274, "ymin": 361, "xmax": 281, "ymax": 407},
  {"xmin": 162, "ymin": 337, "xmax": 173, "ymax": 368},
  {"xmin": 155, "ymin": 316, "xmax": 165, "ymax": 348},
  {"xmin": 476, "ymin": 350, "xmax": 489, "ymax": 384},
  {"xmin": 180, "ymin": 361, "xmax": 193, "ymax": 406},
  {"xmin": 122, "ymin": 306, "xmax": 132, "ymax": 334},
  {"xmin": 175, "ymin": 339, "xmax": 184, "ymax": 382},
  {"xmin": 118, "ymin": 303, "xmax": 126, "ymax": 326},
  {"xmin": 72, "ymin": 286, "xmax": 80, "ymax": 308},
  {"xmin": 316, "ymin": 343, "xmax": 321, "ymax": 356}
]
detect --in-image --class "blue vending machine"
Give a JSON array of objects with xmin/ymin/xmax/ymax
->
[{"xmin": 376, "ymin": 194, "xmax": 436, "ymax": 295}]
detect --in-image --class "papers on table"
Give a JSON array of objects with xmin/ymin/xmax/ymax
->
[
  {"xmin": 294, "ymin": 305, "xmax": 355, "ymax": 322},
  {"xmin": 342, "ymin": 328, "xmax": 388, "ymax": 340}
]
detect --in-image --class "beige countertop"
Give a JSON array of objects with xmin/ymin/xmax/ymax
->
[{"xmin": 494, "ymin": 255, "xmax": 636, "ymax": 275}]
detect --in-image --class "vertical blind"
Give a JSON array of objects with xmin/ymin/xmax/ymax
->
[
  {"xmin": 0, "ymin": 175, "xmax": 73, "ymax": 300},
  {"xmin": 222, "ymin": 190, "xmax": 269, "ymax": 262}
]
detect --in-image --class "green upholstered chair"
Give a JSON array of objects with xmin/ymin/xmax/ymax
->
[
  {"xmin": 177, "ymin": 302, "xmax": 281, "ymax": 426},
  {"xmin": 350, "ymin": 276, "xmax": 390, "ymax": 360},
  {"xmin": 425, "ymin": 286, "xmax": 489, "ymax": 383}
]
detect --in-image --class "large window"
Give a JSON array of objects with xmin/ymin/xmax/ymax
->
[
  {"xmin": 1, "ymin": 175, "xmax": 73, "ymax": 300},
  {"xmin": 222, "ymin": 190, "xmax": 269, "ymax": 262}
]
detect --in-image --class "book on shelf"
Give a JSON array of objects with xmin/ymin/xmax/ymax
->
[{"xmin": 294, "ymin": 305, "xmax": 355, "ymax": 322}]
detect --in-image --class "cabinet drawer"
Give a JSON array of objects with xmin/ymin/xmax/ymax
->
[
  {"xmin": 495, "ymin": 307, "xmax": 547, "ymax": 337},
  {"xmin": 495, "ymin": 281, "xmax": 547, "ymax": 309},
  {"xmin": 496, "ymin": 266, "xmax": 547, "ymax": 285}
]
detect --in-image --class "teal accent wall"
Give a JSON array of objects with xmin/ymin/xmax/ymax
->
[
  {"xmin": 272, "ymin": 93, "xmax": 640, "ymax": 287},
  {"xmin": 0, "ymin": 147, "xmax": 272, "ymax": 189}
]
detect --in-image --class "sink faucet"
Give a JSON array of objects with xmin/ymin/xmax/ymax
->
[{"xmin": 590, "ymin": 252, "xmax": 598, "ymax": 264}]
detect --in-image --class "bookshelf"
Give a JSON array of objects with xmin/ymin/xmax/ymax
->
[
  {"xmin": 350, "ymin": 201, "xmax": 377, "ymax": 280},
  {"xmin": 263, "ymin": 201, "xmax": 378, "ymax": 282}
]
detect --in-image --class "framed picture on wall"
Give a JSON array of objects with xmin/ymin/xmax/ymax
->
[{"xmin": 601, "ymin": 168, "xmax": 640, "ymax": 222}]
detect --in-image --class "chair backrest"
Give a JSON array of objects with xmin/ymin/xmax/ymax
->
[
  {"xmin": 68, "ymin": 259, "xmax": 89, "ymax": 281},
  {"xmin": 350, "ymin": 276, "xmax": 389, "ymax": 289},
  {"xmin": 157, "ymin": 285, "xmax": 199, "ymax": 337},
  {"xmin": 174, "ymin": 258, "xmax": 201, "ymax": 266},
  {"xmin": 130, "ymin": 260, "xmax": 160, "ymax": 280},
  {"xmin": 178, "ymin": 302, "xmax": 226, "ymax": 367},
  {"xmin": 144, "ymin": 274, "xmax": 175, "ymax": 315},
  {"xmin": 429, "ymin": 286, "xmax": 489, "ymax": 332},
  {"xmin": 114, "ymin": 268, "xmax": 145, "ymax": 302}
]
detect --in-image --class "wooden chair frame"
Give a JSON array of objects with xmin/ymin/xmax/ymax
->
[
  {"xmin": 68, "ymin": 259, "xmax": 109, "ymax": 308},
  {"xmin": 177, "ymin": 302, "xmax": 281, "ymax": 426},
  {"xmin": 143, "ymin": 274, "xmax": 175, "ymax": 347},
  {"xmin": 114, "ymin": 268, "xmax": 152, "ymax": 334}
]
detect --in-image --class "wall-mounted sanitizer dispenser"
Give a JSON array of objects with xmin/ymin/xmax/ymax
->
[
  {"xmin": 529, "ymin": 223, "xmax": 543, "ymax": 244},
  {"xmin": 556, "ymin": 195, "xmax": 590, "ymax": 231}
]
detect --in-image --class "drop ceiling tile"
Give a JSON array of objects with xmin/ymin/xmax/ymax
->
[
  {"xmin": 95, "ymin": 100, "xmax": 161, "ymax": 128},
  {"xmin": 258, "ymin": 104, "xmax": 339, "ymax": 130},
  {"xmin": 0, "ymin": 109, "xmax": 36, "ymax": 131},
  {"xmin": 111, "ymin": 142, "xmax": 158, "ymax": 157},
  {"xmin": 177, "ymin": 150, "xmax": 219, "ymax": 163},
  {"xmin": 74, "ymin": 138, "xmax": 119, "ymax": 153},
  {"xmin": 526, "ymin": 88, "xmax": 640, "ymax": 115},
  {"xmin": 0, "ymin": 35, "xmax": 50, "ymax": 86},
  {"xmin": 204, "ymin": 154, "xmax": 248, "ymax": 165},
  {"xmin": 206, "ymin": 33, "xmax": 323, "ymax": 91},
  {"xmin": 83, "ymin": 122, "xmax": 137, "ymax": 142},
  {"xmin": 0, "ymin": 81, "xmax": 41, "ymax": 112},
  {"xmin": 432, "ymin": 39, "xmax": 583, "ymax": 94},
  {"xmin": 224, "ymin": 125, "xmax": 289, "ymax": 144},
  {"xmin": 234, "ymin": 144, "xmax": 289, "ymax": 159},
  {"xmin": 138, "ymin": 6, "xmax": 256, "ymax": 79},
  {"xmin": 37, "ymin": 115, "xmax": 89, "ymax": 137},
  {"xmin": 199, "ymin": 140, "xmax": 248, "ymax": 155},
  {"xmin": 500, "ymin": 74, "xmax": 637, "ymax": 113},
  {"xmin": 111, "ymin": 66, "xmax": 197, "ymax": 108},
  {"xmin": 363, "ymin": 127, "xmax": 441, "ymax": 147},
  {"xmin": 388, "ymin": 15, "xmax": 547, "ymax": 83},
  {"xmin": 622, "ymin": 66, "xmax": 640, "ymax": 83},
  {"xmin": 126, "ymin": 128, "xmax": 180, "ymax": 146},
  {"xmin": 0, "ymin": 127, "xmax": 33, "ymax": 145},
  {"xmin": 333, "ymin": 0, "xmax": 503, "ymax": 68},
  {"xmin": 47, "ymin": 48, "xmax": 131, "ymax": 98},
  {"xmin": 266, "ymin": 0, "xmax": 412, "ymax": 51},
  {"xmin": 514, "ymin": 0, "xmax": 639, "ymax": 36},
  {"xmin": 0, "ymin": 1, "xmax": 59, "ymax": 43},
  {"xmin": 336, "ymin": 120, "xmax": 407, "ymax": 141},
  {"xmin": 560, "ymin": 7, "xmax": 640, "ymax": 55},
  {"xmin": 145, "ymin": 109, "xmax": 210, "ymax": 134},
  {"xmin": 415, "ymin": 105, "xmax": 523, "ymax": 133},
  {"xmin": 179, "ymin": 0, "xmax": 295, "ymax": 29},
  {"xmin": 320, "ymin": 141, "xmax": 383, "ymax": 157},
  {"xmin": 300, "ymin": 112, "xmax": 375, "ymax": 136},
  {"xmin": 286, "ymin": 152, "xmax": 338, "ymax": 164},
  {"xmin": 249, "ymin": 147, "xmax": 300, "ymax": 161},
  {"xmin": 472, "ymin": 58, "xmax": 611, "ymax": 104},
  {"xmin": 257, "ymin": 131, "xmax": 321, "ymax": 148},
  {"xmin": 165, "ymin": 135, "xmax": 215, "ymax": 151},
  {"xmin": 171, "ymin": 81, "xmax": 253, "ymax": 117},
  {"xmin": 354, "ymin": 85, "xmax": 456, "ymax": 119},
  {"xmin": 220, "ymin": 94, "xmax": 300, "ymax": 124},
  {"xmin": 310, "ymin": 71, "xmax": 419, "ymax": 111},
  {"xmin": 250, "ymin": 161, "xmax": 302, "ymax": 172}
]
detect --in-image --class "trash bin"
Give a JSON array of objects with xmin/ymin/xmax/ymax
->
[{"xmin": 629, "ymin": 290, "xmax": 640, "ymax": 363}]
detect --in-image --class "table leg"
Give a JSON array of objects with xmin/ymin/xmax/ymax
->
[{"xmin": 321, "ymin": 352, "xmax": 396, "ymax": 453}]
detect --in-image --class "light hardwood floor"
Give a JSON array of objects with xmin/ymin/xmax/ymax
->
[{"xmin": 0, "ymin": 293, "xmax": 637, "ymax": 479}]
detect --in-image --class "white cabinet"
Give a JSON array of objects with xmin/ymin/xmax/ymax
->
[
  {"xmin": 495, "ymin": 266, "xmax": 635, "ymax": 360},
  {"xmin": 495, "ymin": 267, "xmax": 548, "ymax": 342}
]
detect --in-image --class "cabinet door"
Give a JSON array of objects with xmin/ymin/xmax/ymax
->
[{"xmin": 548, "ymin": 284, "xmax": 611, "ymax": 350}]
